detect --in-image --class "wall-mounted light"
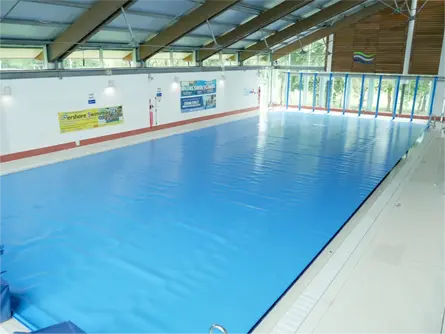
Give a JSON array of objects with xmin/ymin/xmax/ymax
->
[
  {"xmin": 172, "ymin": 76, "xmax": 180, "ymax": 90},
  {"xmin": 1, "ymin": 85, "xmax": 12, "ymax": 103},
  {"xmin": 2, "ymin": 85, "xmax": 11, "ymax": 96},
  {"xmin": 105, "ymin": 80, "xmax": 116, "ymax": 95},
  {"xmin": 219, "ymin": 74, "xmax": 225, "ymax": 86}
]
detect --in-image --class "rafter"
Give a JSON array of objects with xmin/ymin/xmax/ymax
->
[
  {"xmin": 196, "ymin": 0, "xmax": 314, "ymax": 62},
  {"xmin": 139, "ymin": 0, "xmax": 240, "ymax": 61},
  {"xmin": 47, "ymin": 0, "xmax": 136, "ymax": 61},
  {"xmin": 239, "ymin": 0, "xmax": 365, "ymax": 62}
]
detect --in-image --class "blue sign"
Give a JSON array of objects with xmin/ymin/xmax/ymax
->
[
  {"xmin": 181, "ymin": 80, "xmax": 216, "ymax": 97},
  {"xmin": 88, "ymin": 99, "xmax": 96, "ymax": 104},
  {"xmin": 181, "ymin": 94, "xmax": 216, "ymax": 113}
]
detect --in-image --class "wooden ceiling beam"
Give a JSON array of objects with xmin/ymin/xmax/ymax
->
[
  {"xmin": 48, "ymin": 0, "xmax": 135, "ymax": 61},
  {"xmin": 196, "ymin": 0, "xmax": 314, "ymax": 62},
  {"xmin": 239, "ymin": 0, "xmax": 365, "ymax": 62},
  {"xmin": 139, "ymin": 0, "xmax": 240, "ymax": 61}
]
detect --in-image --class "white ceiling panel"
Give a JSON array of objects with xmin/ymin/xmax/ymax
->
[
  {"xmin": 107, "ymin": 13, "xmax": 171, "ymax": 31},
  {"xmin": 130, "ymin": 0, "xmax": 198, "ymax": 16},
  {"xmin": 0, "ymin": 22, "xmax": 64, "ymax": 40},
  {"xmin": 241, "ymin": 0, "xmax": 286, "ymax": 10},
  {"xmin": 211, "ymin": 9, "xmax": 254, "ymax": 25},
  {"xmin": 0, "ymin": 0, "xmax": 19, "ymax": 19},
  {"xmin": 5, "ymin": 1, "xmax": 85, "ymax": 23},
  {"xmin": 89, "ymin": 30, "xmax": 151, "ymax": 44},
  {"xmin": 172, "ymin": 36, "xmax": 211, "ymax": 47},
  {"xmin": 191, "ymin": 23, "xmax": 232, "ymax": 37}
]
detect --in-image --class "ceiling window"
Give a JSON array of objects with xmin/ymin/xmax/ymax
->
[
  {"xmin": 243, "ymin": 54, "xmax": 270, "ymax": 66},
  {"xmin": 62, "ymin": 49, "xmax": 133, "ymax": 69},
  {"xmin": 202, "ymin": 53, "xmax": 237, "ymax": 67},
  {"xmin": 63, "ymin": 50, "xmax": 102, "ymax": 69},
  {"xmin": 0, "ymin": 47, "xmax": 45, "ymax": 70},
  {"xmin": 146, "ymin": 52, "xmax": 194, "ymax": 67}
]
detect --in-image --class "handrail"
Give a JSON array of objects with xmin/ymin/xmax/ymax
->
[
  {"xmin": 209, "ymin": 324, "xmax": 228, "ymax": 334},
  {"xmin": 276, "ymin": 69, "xmax": 445, "ymax": 80}
]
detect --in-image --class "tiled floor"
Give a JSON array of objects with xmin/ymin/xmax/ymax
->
[{"xmin": 1, "ymin": 111, "xmax": 443, "ymax": 333}]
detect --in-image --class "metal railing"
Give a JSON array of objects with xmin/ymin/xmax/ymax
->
[{"xmin": 275, "ymin": 71, "xmax": 444, "ymax": 121}]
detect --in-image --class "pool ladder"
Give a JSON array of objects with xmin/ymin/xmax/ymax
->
[{"xmin": 210, "ymin": 324, "xmax": 228, "ymax": 334}]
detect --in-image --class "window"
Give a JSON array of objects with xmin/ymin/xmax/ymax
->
[
  {"xmin": 63, "ymin": 50, "xmax": 102, "ymax": 69},
  {"xmin": 202, "ymin": 53, "xmax": 237, "ymax": 67},
  {"xmin": 276, "ymin": 38, "xmax": 327, "ymax": 68},
  {"xmin": 243, "ymin": 54, "xmax": 270, "ymax": 66},
  {"xmin": 146, "ymin": 52, "xmax": 194, "ymax": 67},
  {"xmin": 0, "ymin": 47, "xmax": 45, "ymax": 70},
  {"xmin": 102, "ymin": 50, "xmax": 132, "ymax": 68},
  {"xmin": 62, "ymin": 49, "xmax": 132, "ymax": 69}
]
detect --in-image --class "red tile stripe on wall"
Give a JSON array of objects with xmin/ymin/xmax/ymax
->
[{"xmin": 0, "ymin": 107, "xmax": 258, "ymax": 163}]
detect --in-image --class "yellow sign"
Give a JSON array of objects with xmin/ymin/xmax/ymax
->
[{"xmin": 58, "ymin": 105, "xmax": 124, "ymax": 133}]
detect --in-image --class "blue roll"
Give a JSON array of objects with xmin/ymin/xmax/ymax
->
[
  {"xmin": 0, "ymin": 278, "xmax": 11, "ymax": 323},
  {"xmin": 14, "ymin": 321, "xmax": 85, "ymax": 334}
]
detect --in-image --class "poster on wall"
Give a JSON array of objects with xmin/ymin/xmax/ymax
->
[
  {"xmin": 180, "ymin": 79, "xmax": 216, "ymax": 113},
  {"xmin": 58, "ymin": 105, "xmax": 124, "ymax": 133}
]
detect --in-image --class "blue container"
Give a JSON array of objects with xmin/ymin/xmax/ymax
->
[
  {"xmin": 0, "ymin": 278, "xmax": 11, "ymax": 323},
  {"xmin": 14, "ymin": 321, "xmax": 86, "ymax": 334}
]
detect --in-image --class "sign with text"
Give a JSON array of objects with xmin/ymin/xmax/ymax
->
[
  {"xmin": 181, "ymin": 94, "xmax": 216, "ymax": 113},
  {"xmin": 58, "ymin": 105, "xmax": 123, "ymax": 133},
  {"xmin": 180, "ymin": 79, "xmax": 216, "ymax": 97},
  {"xmin": 180, "ymin": 79, "xmax": 217, "ymax": 113}
]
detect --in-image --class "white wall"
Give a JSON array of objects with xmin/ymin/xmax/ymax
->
[
  {"xmin": 0, "ymin": 96, "xmax": 9, "ymax": 155},
  {"xmin": 0, "ymin": 70, "xmax": 260, "ymax": 155}
]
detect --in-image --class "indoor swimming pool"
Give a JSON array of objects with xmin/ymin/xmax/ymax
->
[{"xmin": 0, "ymin": 112, "xmax": 426, "ymax": 333}]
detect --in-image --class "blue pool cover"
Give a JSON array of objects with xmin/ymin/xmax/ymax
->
[{"xmin": 1, "ymin": 112, "xmax": 424, "ymax": 333}]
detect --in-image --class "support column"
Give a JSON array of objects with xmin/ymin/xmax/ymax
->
[
  {"xmin": 326, "ymin": 34, "xmax": 334, "ymax": 73},
  {"xmin": 99, "ymin": 47, "xmax": 104, "ymax": 68},
  {"xmin": 344, "ymin": 75, "xmax": 351, "ymax": 110},
  {"xmin": 367, "ymin": 77, "xmax": 374, "ymax": 111},
  {"xmin": 268, "ymin": 66, "xmax": 273, "ymax": 110},
  {"xmin": 403, "ymin": 0, "xmax": 418, "ymax": 75},
  {"xmin": 432, "ymin": 28, "xmax": 445, "ymax": 118},
  {"xmin": 399, "ymin": 0, "xmax": 418, "ymax": 115},
  {"xmin": 44, "ymin": 45, "xmax": 58, "ymax": 70},
  {"xmin": 319, "ymin": 75, "xmax": 326, "ymax": 107},
  {"xmin": 132, "ymin": 49, "xmax": 144, "ymax": 68}
]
